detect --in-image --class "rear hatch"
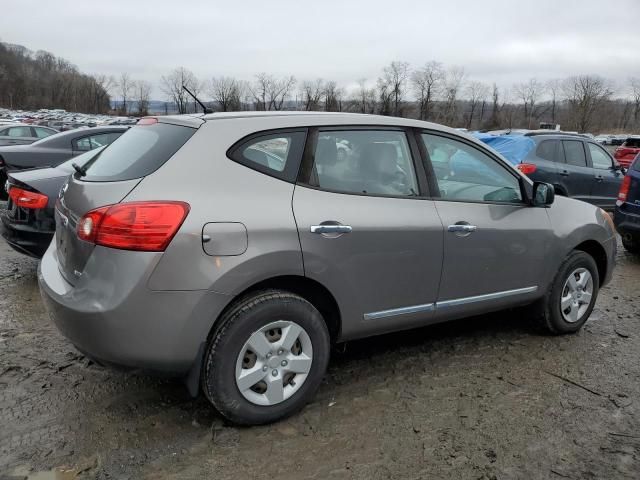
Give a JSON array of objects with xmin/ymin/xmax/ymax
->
[
  {"xmin": 54, "ymin": 119, "xmax": 199, "ymax": 285},
  {"xmin": 623, "ymin": 157, "xmax": 640, "ymax": 215}
]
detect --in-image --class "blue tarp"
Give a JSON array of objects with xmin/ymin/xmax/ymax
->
[{"xmin": 472, "ymin": 132, "xmax": 535, "ymax": 165}]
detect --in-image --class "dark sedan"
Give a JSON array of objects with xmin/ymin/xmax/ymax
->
[
  {"xmin": 1, "ymin": 148, "xmax": 105, "ymax": 257},
  {"xmin": 0, "ymin": 126, "xmax": 127, "ymax": 199}
]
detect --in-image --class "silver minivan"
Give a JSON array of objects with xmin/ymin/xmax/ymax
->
[{"xmin": 39, "ymin": 112, "xmax": 616, "ymax": 424}]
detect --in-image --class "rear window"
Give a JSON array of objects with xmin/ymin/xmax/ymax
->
[
  {"xmin": 624, "ymin": 138, "xmax": 640, "ymax": 148},
  {"xmin": 82, "ymin": 123, "xmax": 195, "ymax": 182}
]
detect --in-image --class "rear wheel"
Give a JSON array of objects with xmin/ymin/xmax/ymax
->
[
  {"xmin": 621, "ymin": 233, "xmax": 640, "ymax": 254},
  {"xmin": 535, "ymin": 251, "xmax": 599, "ymax": 334},
  {"xmin": 202, "ymin": 290, "xmax": 330, "ymax": 425}
]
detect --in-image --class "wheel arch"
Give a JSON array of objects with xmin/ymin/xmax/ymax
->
[{"xmin": 573, "ymin": 240, "xmax": 607, "ymax": 286}]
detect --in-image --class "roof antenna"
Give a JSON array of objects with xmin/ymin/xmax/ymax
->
[{"xmin": 182, "ymin": 85, "xmax": 212, "ymax": 114}]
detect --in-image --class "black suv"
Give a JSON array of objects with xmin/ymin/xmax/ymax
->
[
  {"xmin": 614, "ymin": 153, "xmax": 640, "ymax": 253},
  {"xmin": 481, "ymin": 133, "xmax": 625, "ymax": 211}
]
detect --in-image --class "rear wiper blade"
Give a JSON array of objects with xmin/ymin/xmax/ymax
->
[{"xmin": 71, "ymin": 162, "xmax": 87, "ymax": 177}]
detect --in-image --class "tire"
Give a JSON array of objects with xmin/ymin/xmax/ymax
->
[
  {"xmin": 202, "ymin": 290, "xmax": 330, "ymax": 425},
  {"xmin": 621, "ymin": 233, "xmax": 640, "ymax": 254},
  {"xmin": 535, "ymin": 251, "xmax": 599, "ymax": 335}
]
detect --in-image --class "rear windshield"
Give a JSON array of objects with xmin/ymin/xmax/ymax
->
[
  {"xmin": 624, "ymin": 138, "xmax": 640, "ymax": 148},
  {"xmin": 81, "ymin": 123, "xmax": 196, "ymax": 182}
]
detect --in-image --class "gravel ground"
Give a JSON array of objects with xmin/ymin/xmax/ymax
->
[{"xmin": 1, "ymin": 223, "xmax": 639, "ymax": 479}]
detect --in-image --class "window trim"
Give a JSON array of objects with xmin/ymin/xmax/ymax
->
[
  {"xmin": 417, "ymin": 129, "xmax": 529, "ymax": 206},
  {"xmin": 586, "ymin": 141, "xmax": 614, "ymax": 170},
  {"xmin": 226, "ymin": 128, "xmax": 308, "ymax": 183},
  {"xmin": 297, "ymin": 125, "xmax": 430, "ymax": 200}
]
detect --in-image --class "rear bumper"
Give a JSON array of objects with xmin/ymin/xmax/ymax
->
[
  {"xmin": 38, "ymin": 240, "xmax": 232, "ymax": 376},
  {"xmin": 614, "ymin": 206, "xmax": 640, "ymax": 235},
  {"xmin": 0, "ymin": 211, "xmax": 53, "ymax": 258}
]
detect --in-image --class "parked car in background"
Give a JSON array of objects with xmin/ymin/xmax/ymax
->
[
  {"xmin": 39, "ymin": 112, "xmax": 616, "ymax": 425},
  {"xmin": 614, "ymin": 137, "xmax": 640, "ymax": 168},
  {"xmin": 0, "ymin": 126, "xmax": 127, "ymax": 199},
  {"xmin": 614, "ymin": 153, "xmax": 640, "ymax": 254},
  {"xmin": 0, "ymin": 124, "xmax": 57, "ymax": 146},
  {"xmin": 1, "ymin": 148, "xmax": 104, "ymax": 257},
  {"xmin": 476, "ymin": 132, "xmax": 625, "ymax": 211}
]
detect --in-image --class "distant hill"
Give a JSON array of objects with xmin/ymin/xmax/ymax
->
[{"xmin": 0, "ymin": 41, "xmax": 110, "ymax": 113}]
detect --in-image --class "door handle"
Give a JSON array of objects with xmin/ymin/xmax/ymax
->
[
  {"xmin": 310, "ymin": 225, "xmax": 352, "ymax": 234},
  {"xmin": 447, "ymin": 224, "xmax": 477, "ymax": 233},
  {"xmin": 595, "ymin": 175, "xmax": 604, "ymax": 182},
  {"xmin": 559, "ymin": 170, "xmax": 570, "ymax": 176}
]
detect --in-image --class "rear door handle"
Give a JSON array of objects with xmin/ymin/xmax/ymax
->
[
  {"xmin": 447, "ymin": 224, "xmax": 477, "ymax": 233},
  {"xmin": 595, "ymin": 175, "xmax": 604, "ymax": 182},
  {"xmin": 310, "ymin": 225, "xmax": 352, "ymax": 234},
  {"xmin": 559, "ymin": 170, "xmax": 570, "ymax": 176}
]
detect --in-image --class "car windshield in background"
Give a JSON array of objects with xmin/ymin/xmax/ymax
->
[
  {"xmin": 624, "ymin": 138, "xmax": 640, "ymax": 148},
  {"xmin": 82, "ymin": 123, "xmax": 196, "ymax": 182},
  {"xmin": 58, "ymin": 146, "xmax": 106, "ymax": 173}
]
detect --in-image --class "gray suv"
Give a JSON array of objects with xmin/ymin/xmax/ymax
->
[{"xmin": 38, "ymin": 113, "xmax": 617, "ymax": 425}]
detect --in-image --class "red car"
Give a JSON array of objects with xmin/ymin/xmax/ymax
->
[{"xmin": 614, "ymin": 137, "xmax": 640, "ymax": 168}]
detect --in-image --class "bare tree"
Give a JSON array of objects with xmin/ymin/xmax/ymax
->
[
  {"xmin": 514, "ymin": 78, "xmax": 544, "ymax": 128},
  {"xmin": 117, "ymin": 72, "xmax": 133, "ymax": 114},
  {"xmin": 134, "ymin": 80, "xmax": 151, "ymax": 116},
  {"xmin": 442, "ymin": 66, "xmax": 465, "ymax": 125},
  {"xmin": 301, "ymin": 79, "xmax": 325, "ymax": 110},
  {"xmin": 464, "ymin": 81, "xmax": 489, "ymax": 129},
  {"xmin": 630, "ymin": 77, "xmax": 640, "ymax": 128},
  {"xmin": 209, "ymin": 76, "xmax": 244, "ymax": 111},
  {"xmin": 546, "ymin": 79, "xmax": 562, "ymax": 124},
  {"xmin": 160, "ymin": 67, "xmax": 198, "ymax": 114},
  {"xmin": 354, "ymin": 78, "xmax": 376, "ymax": 114},
  {"xmin": 411, "ymin": 61, "xmax": 443, "ymax": 121},
  {"xmin": 562, "ymin": 75, "xmax": 613, "ymax": 132},
  {"xmin": 323, "ymin": 81, "xmax": 343, "ymax": 112},
  {"xmin": 378, "ymin": 61, "xmax": 410, "ymax": 116},
  {"xmin": 249, "ymin": 73, "xmax": 296, "ymax": 111}
]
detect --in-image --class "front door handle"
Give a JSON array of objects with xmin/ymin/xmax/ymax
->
[
  {"xmin": 559, "ymin": 170, "xmax": 570, "ymax": 176},
  {"xmin": 448, "ymin": 224, "xmax": 477, "ymax": 234},
  {"xmin": 310, "ymin": 224, "xmax": 353, "ymax": 234},
  {"xmin": 595, "ymin": 175, "xmax": 604, "ymax": 182}
]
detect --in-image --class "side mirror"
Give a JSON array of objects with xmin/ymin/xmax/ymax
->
[{"xmin": 532, "ymin": 181, "xmax": 555, "ymax": 207}]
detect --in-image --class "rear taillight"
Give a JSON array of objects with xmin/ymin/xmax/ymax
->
[
  {"xmin": 617, "ymin": 175, "xmax": 631, "ymax": 206},
  {"xmin": 77, "ymin": 201, "xmax": 190, "ymax": 251},
  {"xmin": 516, "ymin": 163, "xmax": 537, "ymax": 175},
  {"xmin": 8, "ymin": 186, "xmax": 48, "ymax": 209}
]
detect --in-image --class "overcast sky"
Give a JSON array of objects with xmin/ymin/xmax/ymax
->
[{"xmin": 2, "ymin": 0, "xmax": 639, "ymax": 99}]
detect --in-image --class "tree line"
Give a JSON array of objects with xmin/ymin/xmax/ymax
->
[
  {"xmin": 2, "ymin": 41, "xmax": 640, "ymax": 134},
  {"xmin": 123, "ymin": 62, "xmax": 640, "ymax": 133},
  {"xmin": 0, "ymin": 42, "xmax": 111, "ymax": 114}
]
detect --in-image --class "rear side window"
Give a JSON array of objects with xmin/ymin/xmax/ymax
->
[
  {"xmin": 7, "ymin": 126, "xmax": 31, "ymax": 137},
  {"xmin": 73, "ymin": 132, "xmax": 122, "ymax": 152},
  {"xmin": 536, "ymin": 140, "xmax": 558, "ymax": 161},
  {"xmin": 562, "ymin": 140, "xmax": 587, "ymax": 167},
  {"xmin": 309, "ymin": 130, "xmax": 419, "ymax": 197},
  {"xmin": 624, "ymin": 138, "xmax": 640, "ymax": 148},
  {"xmin": 33, "ymin": 127, "xmax": 55, "ymax": 139},
  {"xmin": 228, "ymin": 130, "xmax": 306, "ymax": 183},
  {"xmin": 82, "ymin": 124, "xmax": 195, "ymax": 182}
]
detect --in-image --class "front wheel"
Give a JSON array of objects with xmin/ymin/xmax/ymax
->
[
  {"xmin": 202, "ymin": 290, "xmax": 330, "ymax": 425},
  {"xmin": 535, "ymin": 251, "xmax": 599, "ymax": 335}
]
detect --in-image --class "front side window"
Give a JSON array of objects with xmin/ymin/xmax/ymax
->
[
  {"xmin": 562, "ymin": 140, "xmax": 587, "ymax": 167},
  {"xmin": 422, "ymin": 133, "xmax": 522, "ymax": 203},
  {"xmin": 588, "ymin": 143, "xmax": 613, "ymax": 169},
  {"xmin": 310, "ymin": 130, "xmax": 419, "ymax": 197}
]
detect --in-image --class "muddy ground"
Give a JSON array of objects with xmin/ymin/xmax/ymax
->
[{"xmin": 1, "ymin": 225, "xmax": 639, "ymax": 479}]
